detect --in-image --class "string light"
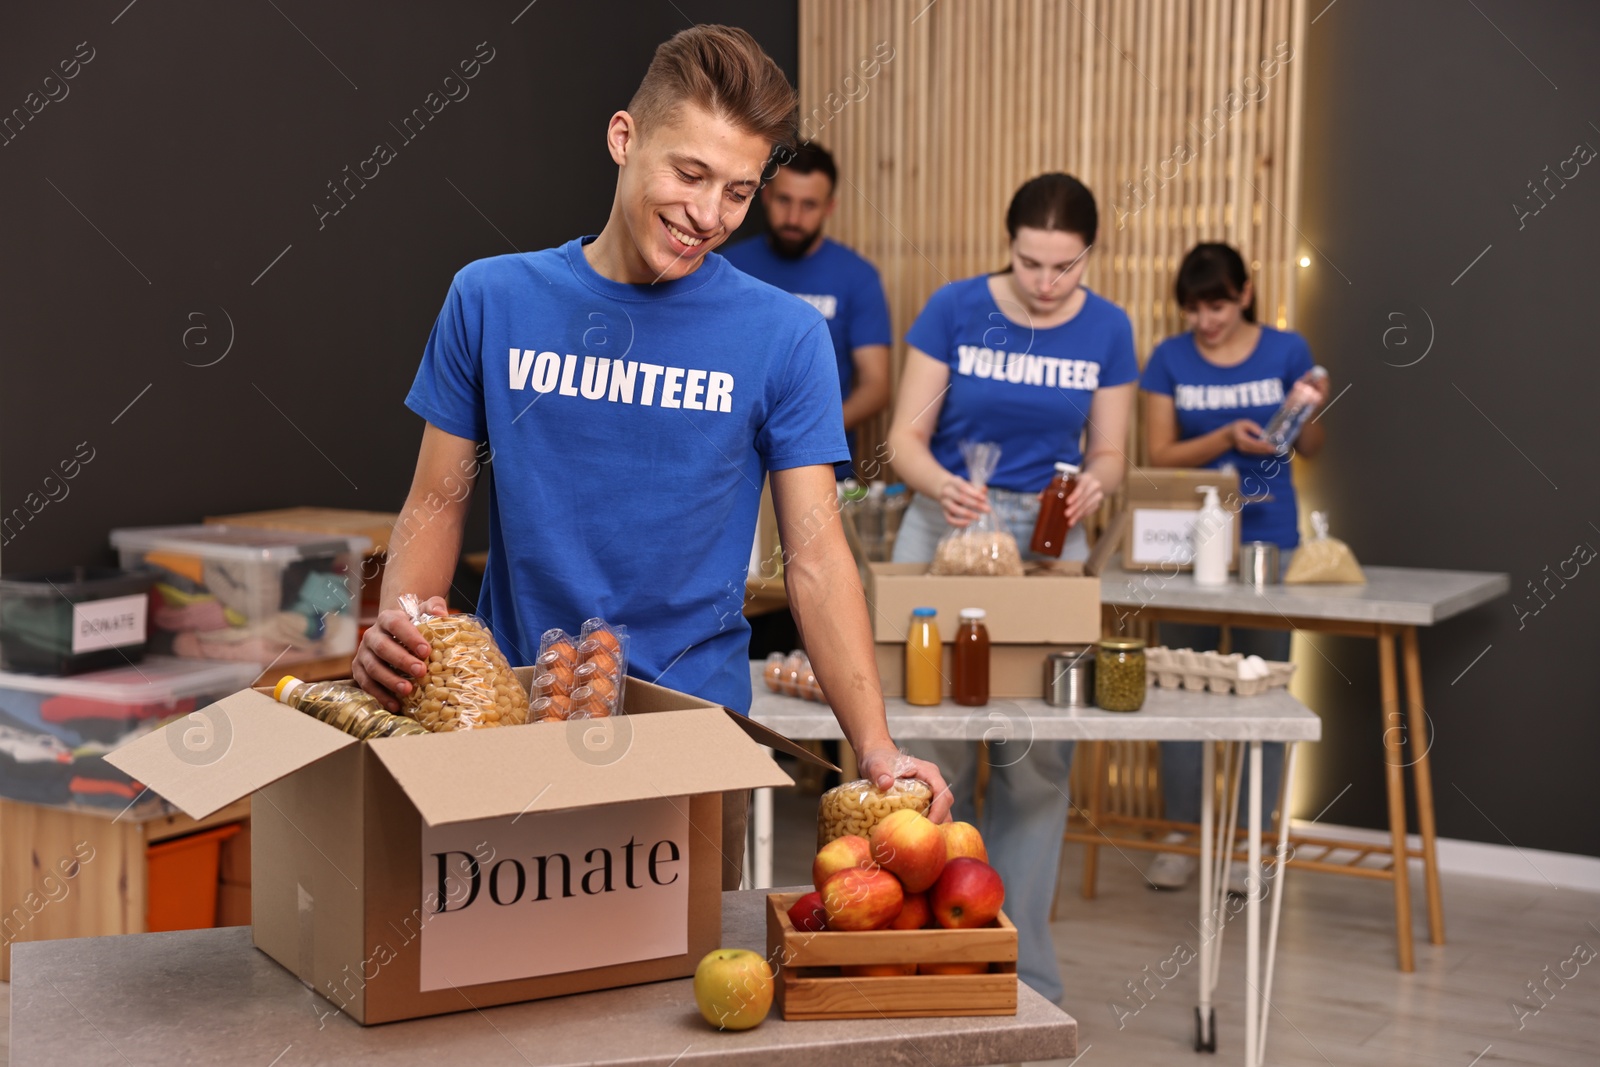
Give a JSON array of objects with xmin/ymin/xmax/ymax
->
[{"xmin": 1298, "ymin": 256, "xmax": 1311, "ymax": 268}]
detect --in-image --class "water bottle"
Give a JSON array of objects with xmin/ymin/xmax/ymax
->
[{"xmin": 1262, "ymin": 366, "xmax": 1328, "ymax": 449}]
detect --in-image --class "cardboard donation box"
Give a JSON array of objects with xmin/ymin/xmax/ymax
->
[
  {"xmin": 867, "ymin": 520, "xmax": 1119, "ymax": 700},
  {"xmin": 1120, "ymin": 468, "xmax": 1243, "ymax": 571},
  {"xmin": 107, "ymin": 671, "xmax": 802, "ymax": 1024}
]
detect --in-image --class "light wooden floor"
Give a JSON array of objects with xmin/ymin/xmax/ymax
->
[
  {"xmin": 0, "ymin": 790, "xmax": 1592, "ymax": 1066},
  {"xmin": 770, "ymin": 786, "xmax": 1600, "ymax": 1067}
]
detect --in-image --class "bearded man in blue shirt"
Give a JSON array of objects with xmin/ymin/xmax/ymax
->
[{"xmin": 722, "ymin": 142, "xmax": 893, "ymax": 477}]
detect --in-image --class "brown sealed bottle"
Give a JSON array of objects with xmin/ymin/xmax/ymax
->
[
  {"xmin": 951, "ymin": 608, "xmax": 990, "ymax": 706},
  {"xmin": 1030, "ymin": 462, "xmax": 1081, "ymax": 556}
]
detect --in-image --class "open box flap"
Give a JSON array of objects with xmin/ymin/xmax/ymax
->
[
  {"xmin": 370, "ymin": 705, "xmax": 795, "ymax": 827},
  {"xmin": 105, "ymin": 688, "xmax": 358, "ymax": 820},
  {"xmin": 724, "ymin": 708, "xmax": 839, "ymax": 772}
]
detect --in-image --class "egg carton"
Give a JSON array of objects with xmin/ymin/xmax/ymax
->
[{"xmin": 1145, "ymin": 646, "xmax": 1296, "ymax": 696}]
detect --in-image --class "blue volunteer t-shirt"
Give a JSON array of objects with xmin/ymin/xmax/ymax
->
[
  {"xmin": 405, "ymin": 238, "xmax": 849, "ymax": 713},
  {"xmin": 721, "ymin": 236, "xmax": 892, "ymax": 408},
  {"xmin": 907, "ymin": 276, "xmax": 1139, "ymax": 491},
  {"xmin": 1140, "ymin": 326, "xmax": 1316, "ymax": 549}
]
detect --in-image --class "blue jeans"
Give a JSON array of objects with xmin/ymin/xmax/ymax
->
[
  {"xmin": 1157, "ymin": 623, "xmax": 1290, "ymax": 825},
  {"xmin": 896, "ymin": 489, "xmax": 1086, "ymax": 1004}
]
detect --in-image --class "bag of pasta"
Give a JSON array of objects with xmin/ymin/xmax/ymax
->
[
  {"xmin": 931, "ymin": 440, "xmax": 1025, "ymax": 576},
  {"xmin": 398, "ymin": 594, "xmax": 530, "ymax": 730},
  {"xmin": 1285, "ymin": 511, "xmax": 1366, "ymax": 585},
  {"xmin": 817, "ymin": 776, "xmax": 934, "ymax": 848}
]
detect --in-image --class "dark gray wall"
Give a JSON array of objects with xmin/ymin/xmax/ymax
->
[
  {"xmin": 1296, "ymin": 1, "xmax": 1598, "ymax": 855},
  {"xmin": 0, "ymin": 0, "xmax": 795, "ymax": 573}
]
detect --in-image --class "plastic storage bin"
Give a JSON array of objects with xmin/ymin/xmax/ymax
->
[
  {"xmin": 110, "ymin": 524, "xmax": 370, "ymax": 667},
  {"xmin": 146, "ymin": 822, "xmax": 243, "ymax": 932},
  {"xmin": 0, "ymin": 657, "xmax": 262, "ymax": 811},
  {"xmin": 0, "ymin": 567, "xmax": 154, "ymax": 676}
]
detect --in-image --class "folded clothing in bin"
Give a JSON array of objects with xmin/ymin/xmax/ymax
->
[
  {"xmin": 0, "ymin": 725, "xmax": 73, "ymax": 805},
  {"xmin": 0, "ymin": 657, "xmax": 259, "ymax": 813},
  {"xmin": 112, "ymin": 525, "xmax": 368, "ymax": 667},
  {"xmin": 68, "ymin": 747, "xmax": 147, "ymax": 808}
]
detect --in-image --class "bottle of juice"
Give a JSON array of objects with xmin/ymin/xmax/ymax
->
[
  {"xmin": 904, "ymin": 608, "xmax": 942, "ymax": 706},
  {"xmin": 1030, "ymin": 462, "xmax": 1081, "ymax": 556},
  {"xmin": 274, "ymin": 677, "xmax": 430, "ymax": 739},
  {"xmin": 951, "ymin": 608, "xmax": 990, "ymax": 706}
]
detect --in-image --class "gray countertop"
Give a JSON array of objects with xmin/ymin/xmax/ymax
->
[
  {"xmin": 10, "ymin": 888, "xmax": 1078, "ymax": 1066},
  {"xmin": 750, "ymin": 666, "xmax": 1321, "ymax": 742},
  {"xmin": 1097, "ymin": 563, "xmax": 1509, "ymax": 626}
]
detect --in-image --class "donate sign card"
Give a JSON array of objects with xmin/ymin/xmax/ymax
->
[{"xmin": 420, "ymin": 797, "xmax": 691, "ymax": 990}]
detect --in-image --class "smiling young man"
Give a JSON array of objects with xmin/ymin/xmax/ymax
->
[
  {"xmin": 353, "ymin": 26, "xmax": 950, "ymax": 884},
  {"xmin": 722, "ymin": 143, "xmax": 892, "ymax": 477}
]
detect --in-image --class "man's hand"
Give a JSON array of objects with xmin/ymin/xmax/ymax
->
[
  {"xmin": 352, "ymin": 594, "xmax": 448, "ymax": 713},
  {"xmin": 858, "ymin": 743, "xmax": 954, "ymax": 823}
]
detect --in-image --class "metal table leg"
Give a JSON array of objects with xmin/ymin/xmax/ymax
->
[
  {"xmin": 1244, "ymin": 740, "xmax": 1263, "ymax": 1066},
  {"xmin": 749, "ymin": 746, "xmax": 775, "ymax": 890},
  {"xmin": 1195, "ymin": 741, "xmax": 1217, "ymax": 1053},
  {"xmin": 1256, "ymin": 741, "xmax": 1299, "ymax": 1066}
]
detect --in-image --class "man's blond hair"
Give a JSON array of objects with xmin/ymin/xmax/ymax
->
[{"xmin": 628, "ymin": 24, "xmax": 797, "ymax": 154}]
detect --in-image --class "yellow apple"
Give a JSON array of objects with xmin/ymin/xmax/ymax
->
[{"xmin": 693, "ymin": 948, "xmax": 774, "ymax": 1031}]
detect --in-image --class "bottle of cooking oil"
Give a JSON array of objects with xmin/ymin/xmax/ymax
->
[{"xmin": 273, "ymin": 677, "xmax": 430, "ymax": 739}]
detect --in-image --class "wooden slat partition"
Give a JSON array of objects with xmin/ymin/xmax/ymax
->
[{"xmin": 799, "ymin": 0, "xmax": 1309, "ymax": 468}]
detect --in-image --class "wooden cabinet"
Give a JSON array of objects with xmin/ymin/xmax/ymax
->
[{"xmin": 0, "ymin": 798, "xmax": 249, "ymax": 980}]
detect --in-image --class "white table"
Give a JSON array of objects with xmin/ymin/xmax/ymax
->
[
  {"xmin": 1097, "ymin": 563, "xmax": 1509, "ymax": 972},
  {"xmin": 746, "ymin": 664, "xmax": 1321, "ymax": 1067}
]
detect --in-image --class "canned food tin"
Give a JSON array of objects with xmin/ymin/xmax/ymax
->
[
  {"xmin": 1044, "ymin": 646, "xmax": 1096, "ymax": 707},
  {"xmin": 1240, "ymin": 541, "xmax": 1281, "ymax": 591}
]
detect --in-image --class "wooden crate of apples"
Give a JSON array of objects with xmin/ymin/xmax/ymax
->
[{"xmin": 766, "ymin": 809, "xmax": 1017, "ymax": 1020}]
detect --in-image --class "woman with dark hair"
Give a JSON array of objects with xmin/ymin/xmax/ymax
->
[
  {"xmin": 886, "ymin": 172, "xmax": 1137, "ymax": 1006},
  {"xmin": 1139, "ymin": 242, "xmax": 1330, "ymax": 891}
]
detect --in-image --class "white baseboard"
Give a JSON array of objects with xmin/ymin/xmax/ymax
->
[{"xmin": 1289, "ymin": 820, "xmax": 1600, "ymax": 893}]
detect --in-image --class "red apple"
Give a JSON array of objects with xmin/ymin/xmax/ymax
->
[
  {"xmin": 868, "ymin": 809, "xmax": 948, "ymax": 893},
  {"xmin": 786, "ymin": 891, "xmax": 827, "ymax": 933},
  {"xmin": 930, "ymin": 857, "xmax": 1005, "ymax": 929},
  {"xmin": 813, "ymin": 834, "xmax": 873, "ymax": 891},
  {"xmin": 821, "ymin": 867, "xmax": 905, "ymax": 931},
  {"xmin": 918, "ymin": 961, "xmax": 990, "ymax": 975},
  {"xmin": 841, "ymin": 963, "xmax": 917, "ymax": 977},
  {"xmin": 943, "ymin": 820, "xmax": 989, "ymax": 864},
  {"xmin": 887, "ymin": 891, "xmax": 931, "ymax": 930}
]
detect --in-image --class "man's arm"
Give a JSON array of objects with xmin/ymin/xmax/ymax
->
[
  {"xmin": 352, "ymin": 424, "xmax": 482, "ymax": 712},
  {"xmin": 769, "ymin": 463, "xmax": 953, "ymax": 821},
  {"xmin": 840, "ymin": 344, "xmax": 890, "ymax": 431}
]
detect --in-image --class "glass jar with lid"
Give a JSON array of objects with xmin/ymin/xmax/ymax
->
[{"xmin": 1095, "ymin": 637, "xmax": 1147, "ymax": 712}]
